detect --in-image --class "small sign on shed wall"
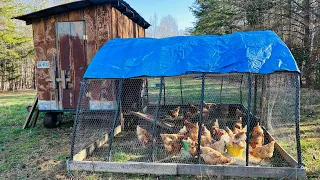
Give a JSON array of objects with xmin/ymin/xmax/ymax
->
[{"xmin": 37, "ymin": 61, "xmax": 50, "ymax": 69}]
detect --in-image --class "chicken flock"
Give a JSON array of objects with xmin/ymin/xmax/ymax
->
[{"xmin": 136, "ymin": 102, "xmax": 275, "ymax": 165}]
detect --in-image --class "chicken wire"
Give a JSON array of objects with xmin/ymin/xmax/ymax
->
[{"xmin": 70, "ymin": 72, "xmax": 302, "ymax": 177}]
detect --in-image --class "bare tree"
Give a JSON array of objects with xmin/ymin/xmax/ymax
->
[
  {"xmin": 146, "ymin": 13, "xmax": 160, "ymax": 38},
  {"xmin": 159, "ymin": 15, "xmax": 180, "ymax": 38},
  {"xmin": 146, "ymin": 14, "xmax": 185, "ymax": 38}
]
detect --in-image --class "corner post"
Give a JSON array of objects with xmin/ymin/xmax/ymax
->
[
  {"xmin": 107, "ymin": 78, "xmax": 124, "ymax": 161},
  {"xmin": 245, "ymin": 74, "xmax": 252, "ymax": 166},
  {"xmin": 70, "ymin": 80, "xmax": 87, "ymax": 160},
  {"xmin": 151, "ymin": 77, "xmax": 164, "ymax": 162},
  {"xmin": 295, "ymin": 73, "xmax": 302, "ymax": 167},
  {"xmin": 197, "ymin": 73, "xmax": 206, "ymax": 163}
]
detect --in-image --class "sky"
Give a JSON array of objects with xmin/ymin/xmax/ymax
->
[{"xmin": 125, "ymin": 0, "xmax": 196, "ymax": 30}]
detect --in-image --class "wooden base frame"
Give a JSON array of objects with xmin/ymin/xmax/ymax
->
[{"xmin": 69, "ymin": 161, "xmax": 306, "ymax": 178}]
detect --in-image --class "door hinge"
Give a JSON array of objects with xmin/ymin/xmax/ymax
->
[{"xmin": 83, "ymin": 35, "xmax": 88, "ymax": 40}]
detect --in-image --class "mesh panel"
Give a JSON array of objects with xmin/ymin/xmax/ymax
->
[{"xmin": 70, "ymin": 72, "xmax": 301, "ymax": 177}]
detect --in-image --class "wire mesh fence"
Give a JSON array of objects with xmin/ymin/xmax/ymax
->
[{"xmin": 70, "ymin": 72, "xmax": 303, "ymax": 178}]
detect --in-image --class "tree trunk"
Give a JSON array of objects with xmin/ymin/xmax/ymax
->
[
  {"xmin": 287, "ymin": 0, "xmax": 292, "ymax": 48},
  {"xmin": 303, "ymin": 0, "xmax": 312, "ymax": 87},
  {"xmin": 1, "ymin": 61, "xmax": 4, "ymax": 91}
]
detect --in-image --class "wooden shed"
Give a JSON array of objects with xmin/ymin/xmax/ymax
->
[{"xmin": 15, "ymin": 0, "xmax": 150, "ymax": 127}]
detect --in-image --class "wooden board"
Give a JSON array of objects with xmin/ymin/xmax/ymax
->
[
  {"xmin": 177, "ymin": 164, "xmax": 306, "ymax": 178},
  {"xmin": 139, "ymin": 26, "xmax": 145, "ymax": 37},
  {"xmin": 96, "ymin": 4, "xmax": 112, "ymax": 49},
  {"xmin": 33, "ymin": 19, "xmax": 50, "ymax": 101},
  {"xmin": 133, "ymin": 22, "xmax": 138, "ymax": 38},
  {"xmin": 128, "ymin": 18, "xmax": 133, "ymax": 38},
  {"xmin": 264, "ymin": 129, "xmax": 299, "ymax": 167},
  {"xmin": 84, "ymin": 6, "xmax": 96, "ymax": 65},
  {"xmin": 70, "ymin": 161, "xmax": 177, "ymax": 175},
  {"xmin": 73, "ymin": 125, "xmax": 122, "ymax": 161},
  {"xmin": 117, "ymin": 10, "xmax": 123, "ymax": 38},
  {"xmin": 44, "ymin": 16, "xmax": 56, "ymax": 101},
  {"xmin": 130, "ymin": 111, "xmax": 174, "ymax": 130},
  {"xmin": 69, "ymin": 10, "xmax": 82, "ymax": 21},
  {"xmin": 123, "ymin": 15, "xmax": 129, "ymax": 38},
  {"xmin": 23, "ymin": 97, "xmax": 38, "ymax": 129},
  {"xmin": 69, "ymin": 161, "xmax": 306, "ymax": 178},
  {"xmin": 111, "ymin": 7, "xmax": 118, "ymax": 38}
]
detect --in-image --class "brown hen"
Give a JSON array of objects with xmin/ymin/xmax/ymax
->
[
  {"xmin": 137, "ymin": 126, "xmax": 152, "ymax": 147},
  {"xmin": 250, "ymin": 141, "xmax": 275, "ymax": 159}
]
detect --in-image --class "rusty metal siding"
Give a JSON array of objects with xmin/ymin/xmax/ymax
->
[
  {"xmin": 71, "ymin": 22, "xmax": 86, "ymax": 109},
  {"xmin": 32, "ymin": 3, "xmax": 146, "ymax": 111},
  {"xmin": 57, "ymin": 22, "xmax": 73, "ymax": 109}
]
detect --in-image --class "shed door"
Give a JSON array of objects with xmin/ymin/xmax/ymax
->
[{"xmin": 56, "ymin": 21, "xmax": 86, "ymax": 109}]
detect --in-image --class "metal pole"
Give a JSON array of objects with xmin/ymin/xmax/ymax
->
[
  {"xmin": 295, "ymin": 73, "xmax": 302, "ymax": 167},
  {"xmin": 253, "ymin": 76, "xmax": 258, "ymax": 116},
  {"xmin": 151, "ymin": 77, "xmax": 164, "ymax": 162},
  {"xmin": 260, "ymin": 76, "xmax": 266, "ymax": 125},
  {"xmin": 197, "ymin": 73, "xmax": 205, "ymax": 163},
  {"xmin": 180, "ymin": 78, "xmax": 184, "ymax": 105},
  {"xmin": 245, "ymin": 74, "xmax": 252, "ymax": 166},
  {"xmin": 146, "ymin": 79, "xmax": 149, "ymax": 103},
  {"xmin": 220, "ymin": 76, "xmax": 224, "ymax": 103},
  {"xmin": 163, "ymin": 79, "xmax": 166, "ymax": 105},
  {"xmin": 70, "ymin": 80, "xmax": 86, "ymax": 159},
  {"xmin": 107, "ymin": 79, "xmax": 124, "ymax": 161},
  {"xmin": 240, "ymin": 75, "xmax": 243, "ymax": 104}
]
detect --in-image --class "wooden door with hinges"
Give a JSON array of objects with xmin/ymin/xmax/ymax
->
[{"xmin": 56, "ymin": 21, "xmax": 86, "ymax": 109}]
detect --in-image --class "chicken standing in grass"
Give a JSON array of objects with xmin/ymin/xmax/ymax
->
[
  {"xmin": 178, "ymin": 126, "xmax": 188, "ymax": 135},
  {"xmin": 168, "ymin": 106, "xmax": 180, "ymax": 118},
  {"xmin": 250, "ymin": 141, "xmax": 275, "ymax": 159},
  {"xmin": 184, "ymin": 120, "xmax": 199, "ymax": 141},
  {"xmin": 160, "ymin": 134, "xmax": 185, "ymax": 154},
  {"xmin": 250, "ymin": 122, "xmax": 265, "ymax": 149},
  {"xmin": 200, "ymin": 124, "xmax": 214, "ymax": 145},
  {"xmin": 225, "ymin": 126, "xmax": 235, "ymax": 140},
  {"xmin": 231, "ymin": 131, "xmax": 247, "ymax": 149},
  {"xmin": 207, "ymin": 133, "xmax": 229, "ymax": 153},
  {"xmin": 200, "ymin": 146, "xmax": 232, "ymax": 165},
  {"xmin": 233, "ymin": 117, "xmax": 243, "ymax": 133},
  {"xmin": 188, "ymin": 140, "xmax": 198, "ymax": 157},
  {"xmin": 211, "ymin": 119, "xmax": 226, "ymax": 141},
  {"xmin": 136, "ymin": 126, "xmax": 153, "ymax": 147},
  {"xmin": 188, "ymin": 103, "xmax": 199, "ymax": 114}
]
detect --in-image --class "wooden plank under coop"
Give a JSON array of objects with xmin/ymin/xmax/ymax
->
[{"xmin": 69, "ymin": 161, "xmax": 306, "ymax": 178}]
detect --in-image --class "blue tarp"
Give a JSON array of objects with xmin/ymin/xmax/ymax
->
[{"xmin": 84, "ymin": 30, "xmax": 300, "ymax": 79}]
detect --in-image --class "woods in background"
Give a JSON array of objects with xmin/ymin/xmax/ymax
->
[
  {"xmin": 0, "ymin": 0, "xmax": 72, "ymax": 91},
  {"xmin": 1, "ymin": 0, "xmax": 320, "ymax": 90},
  {"xmin": 191, "ymin": 0, "xmax": 320, "ymax": 88}
]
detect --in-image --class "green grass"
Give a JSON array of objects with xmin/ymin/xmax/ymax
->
[
  {"xmin": 148, "ymin": 78, "xmax": 243, "ymax": 105},
  {"xmin": 0, "ymin": 86, "xmax": 320, "ymax": 179}
]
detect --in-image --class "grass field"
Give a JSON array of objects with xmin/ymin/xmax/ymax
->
[{"xmin": 0, "ymin": 88, "xmax": 319, "ymax": 179}]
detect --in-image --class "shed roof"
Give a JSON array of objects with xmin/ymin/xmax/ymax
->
[
  {"xmin": 14, "ymin": 0, "xmax": 150, "ymax": 29},
  {"xmin": 84, "ymin": 30, "xmax": 300, "ymax": 79}
]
